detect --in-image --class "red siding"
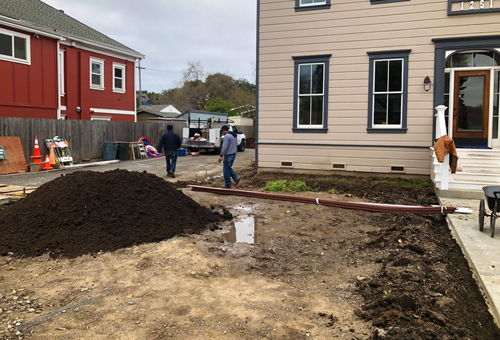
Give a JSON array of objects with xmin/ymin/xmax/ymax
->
[
  {"xmin": 61, "ymin": 49, "xmax": 136, "ymax": 122},
  {"xmin": 0, "ymin": 25, "xmax": 58, "ymax": 118},
  {"xmin": 0, "ymin": 25, "xmax": 137, "ymax": 122}
]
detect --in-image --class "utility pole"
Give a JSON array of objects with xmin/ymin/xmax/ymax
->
[{"xmin": 136, "ymin": 61, "xmax": 145, "ymax": 105}]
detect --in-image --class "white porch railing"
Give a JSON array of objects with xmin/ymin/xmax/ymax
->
[{"xmin": 432, "ymin": 105, "xmax": 450, "ymax": 191}]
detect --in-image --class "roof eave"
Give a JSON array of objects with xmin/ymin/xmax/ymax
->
[{"xmin": 0, "ymin": 17, "xmax": 144, "ymax": 60}]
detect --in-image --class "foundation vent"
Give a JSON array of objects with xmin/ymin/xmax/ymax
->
[
  {"xmin": 332, "ymin": 163, "xmax": 346, "ymax": 170},
  {"xmin": 390, "ymin": 165, "xmax": 406, "ymax": 173},
  {"xmin": 281, "ymin": 161, "xmax": 293, "ymax": 168}
]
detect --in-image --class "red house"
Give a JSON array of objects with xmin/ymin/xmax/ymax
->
[{"xmin": 0, "ymin": 0, "xmax": 144, "ymax": 122}]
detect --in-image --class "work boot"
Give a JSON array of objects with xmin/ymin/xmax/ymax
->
[
  {"xmin": 234, "ymin": 177, "xmax": 240, "ymax": 186},
  {"xmin": 170, "ymin": 172, "xmax": 176, "ymax": 178}
]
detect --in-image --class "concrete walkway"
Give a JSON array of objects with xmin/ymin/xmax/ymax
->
[{"xmin": 440, "ymin": 197, "xmax": 500, "ymax": 325}]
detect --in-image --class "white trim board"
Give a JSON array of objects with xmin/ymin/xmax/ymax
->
[{"xmin": 90, "ymin": 108, "xmax": 136, "ymax": 115}]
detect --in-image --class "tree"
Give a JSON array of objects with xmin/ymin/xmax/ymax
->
[
  {"xmin": 182, "ymin": 61, "xmax": 205, "ymax": 83},
  {"xmin": 204, "ymin": 97, "xmax": 234, "ymax": 114},
  {"xmin": 234, "ymin": 78, "xmax": 256, "ymax": 93}
]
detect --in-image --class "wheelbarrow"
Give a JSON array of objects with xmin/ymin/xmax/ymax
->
[{"xmin": 479, "ymin": 186, "xmax": 500, "ymax": 237}]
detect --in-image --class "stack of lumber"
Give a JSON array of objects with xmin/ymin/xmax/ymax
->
[{"xmin": 0, "ymin": 184, "xmax": 36, "ymax": 204}]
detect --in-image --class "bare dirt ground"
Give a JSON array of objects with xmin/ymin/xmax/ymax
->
[{"xmin": 1, "ymin": 166, "xmax": 499, "ymax": 340}]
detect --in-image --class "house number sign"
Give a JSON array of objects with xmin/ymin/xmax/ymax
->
[{"xmin": 448, "ymin": 0, "xmax": 500, "ymax": 14}]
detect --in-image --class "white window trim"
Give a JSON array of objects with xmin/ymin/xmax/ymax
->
[
  {"xmin": 300, "ymin": 0, "xmax": 327, "ymax": 7},
  {"xmin": 58, "ymin": 49, "xmax": 65, "ymax": 96},
  {"xmin": 112, "ymin": 62, "xmax": 126, "ymax": 93},
  {"xmin": 297, "ymin": 62, "xmax": 325, "ymax": 129},
  {"xmin": 372, "ymin": 58, "xmax": 404, "ymax": 129},
  {"xmin": 0, "ymin": 27, "xmax": 31, "ymax": 65},
  {"xmin": 91, "ymin": 116, "xmax": 112, "ymax": 121},
  {"xmin": 90, "ymin": 57, "xmax": 105, "ymax": 90}
]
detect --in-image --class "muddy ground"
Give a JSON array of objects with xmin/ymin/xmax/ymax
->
[{"xmin": 1, "ymin": 167, "xmax": 499, "ymax": 339}]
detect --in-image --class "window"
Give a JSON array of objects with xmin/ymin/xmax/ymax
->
[
  {"xmin": 0, "ymin": 28, "xmax": 30, "ymax": 64},
  {"xmin": 113, "ymin": 63, "xmax": 126, "ymax": 92},
  {"xmin": 292, "ymin": 54, "xmax": 331, "ymax": 133},
  {"xmin": 367, "ymin": 50, "xmax": 410, "ymax": 133},
  {"xmin": 90, "ymin": 57, "xmax": 104, "ymax": 90},
  {"xmin": 295, "ymin": 0, "xmax": 330, "ymax": 11}
]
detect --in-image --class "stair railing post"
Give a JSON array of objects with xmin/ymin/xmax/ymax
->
[{"xmin": 435, "ymin": 105, "xmax": 449, "ymax": 190}]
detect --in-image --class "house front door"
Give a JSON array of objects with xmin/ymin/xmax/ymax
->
[{"xmin": 453, "ymin": 70, "xmax": 490, "ymax": 146}]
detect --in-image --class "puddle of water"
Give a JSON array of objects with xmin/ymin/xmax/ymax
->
[
  {"xmin": 223, "ymin": 215, "xmax": 274, "ymax": 244},
  {"xmin": 234, "ymin": 206, "xmax": 254, "ymax": 212}
]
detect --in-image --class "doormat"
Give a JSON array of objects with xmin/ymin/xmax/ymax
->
[{"xmin": 455, "ymin": 145, "xmax": 492, "ymax": 149}]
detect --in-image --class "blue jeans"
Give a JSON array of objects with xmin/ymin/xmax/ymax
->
[
  {"xmin": 165, "ymin": 151, "xmax": 178, "ymax": 173},
  {"xmin": 223, "ymin": 154, "xmax": 238, "ymax": 188}
]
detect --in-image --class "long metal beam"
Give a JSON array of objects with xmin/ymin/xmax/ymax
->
[{"xmin": 188, "ymin": 185, "xmax": 457, "ymax": 215}]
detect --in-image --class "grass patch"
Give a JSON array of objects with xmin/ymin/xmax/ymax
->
[{"xmin": 265, "ymin": 180, "xmax": 313, "ymax": 193}]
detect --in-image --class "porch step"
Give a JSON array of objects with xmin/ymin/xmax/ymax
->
[{"xmin": 459, "ymin": 164, "xmax": 500, "ymax": 174}]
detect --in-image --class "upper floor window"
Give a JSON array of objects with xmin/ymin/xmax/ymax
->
[
  {"xmin": 295, "ymin": 0, "xmax": 331, "ymax": 11},
  {"xmin": 113, "ymin": 63, "xmax": 126, "ymax": 93},
  {"xmin": 292, "ymin": 54, "xmax": 331, "ymax": 133},
  {"xmin": 0, "ymin": 28, "xmax": 30, "ymax": 65},
  {"xmin": 367, "ymin": 50, "xmax": 410, "ymax": 133},
  {"xmin": 90, "ymin": 57, "xmax": 104, "ymax": 90}
]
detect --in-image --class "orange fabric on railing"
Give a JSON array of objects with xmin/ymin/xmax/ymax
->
[{"xmin": 434, "ymin": 135, "xmax": 458, "ymax": 174}]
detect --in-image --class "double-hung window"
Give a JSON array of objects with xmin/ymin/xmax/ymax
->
[
  {"xmin": 90, "ymin": 57, "xmax": 104, "ymax": 90},
  {"xmin": 0, "ymin": 28, "xmax": 30, "ymax": 65},
  {"xmin": 295, "ymin": 0, "xmax": 331, "ymax": 11},
  {"xmin": 367, "ymin": 50, "xmax": 410, "ymax": 133},
  {"xmin": 292, "ymin": 55, "xmax": 330, "ymax": 133},
  {"xmin": 113, "ymin": 63, "xmax": 126, "ymax": 93}
]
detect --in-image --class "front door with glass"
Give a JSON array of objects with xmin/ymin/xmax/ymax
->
[{"xmin": 453, "ymin": 70, "xmax": 490, "ymax": 146}]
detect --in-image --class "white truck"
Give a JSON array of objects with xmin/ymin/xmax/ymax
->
[{"xmin": 182, "ymin": 120, "xmax": 246, "ymax": 153}]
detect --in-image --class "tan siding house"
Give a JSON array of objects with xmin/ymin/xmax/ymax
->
[{"xmin": 256, "ymin": 0, "xmax": 500, "ymax": 182}]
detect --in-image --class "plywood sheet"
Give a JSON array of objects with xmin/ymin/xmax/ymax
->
[{"xmin": 0, "ymin": 137, "xmax": 28, "ymax": 174}]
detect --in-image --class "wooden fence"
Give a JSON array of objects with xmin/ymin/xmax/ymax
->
[{"xmin": 0, "ymin": 117, "xmax": 186, "ymax": 164}]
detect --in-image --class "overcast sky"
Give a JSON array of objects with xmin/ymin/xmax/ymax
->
[{"xmin": 41, "ymin": 0, "xmax": 257, "ymax": 93}]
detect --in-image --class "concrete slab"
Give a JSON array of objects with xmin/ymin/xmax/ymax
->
[{"xmin": 441, "ymin": 197, "xmax": 500, "ymax": 325}]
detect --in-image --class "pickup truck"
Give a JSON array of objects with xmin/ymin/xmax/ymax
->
[{"xmin": 182, "ymin": 123, "xmax": 246, "ymax": 153}]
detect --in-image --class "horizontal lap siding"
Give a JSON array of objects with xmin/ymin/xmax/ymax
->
[
  {"xmin": 258, "ymin": 0, "xmax": 500, "ymax": 175},
  {"xmin": 258, "ymin": 145, "xmax": 430, "ymax": 175}
]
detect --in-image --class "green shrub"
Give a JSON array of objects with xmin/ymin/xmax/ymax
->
[{"xmin": 265, "ymin": 180, "xmax": 312, "ymax": 192}]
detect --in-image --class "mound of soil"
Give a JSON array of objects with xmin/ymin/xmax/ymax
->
[{"xmin": 0, "ymin": 170, "xmax": 230, "ymax": 258}]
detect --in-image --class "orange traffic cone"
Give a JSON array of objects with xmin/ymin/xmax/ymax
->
[
  {"xmin": 41, "ymin": 155, "xmax": 53, "ymax": 170},
  {"xmin": 49, "ymin": 143, "xmax": 57, "ymax": 166},
  {"xmin": 30, "ymin": 136, "xmax": 43, "ymax": 164}
]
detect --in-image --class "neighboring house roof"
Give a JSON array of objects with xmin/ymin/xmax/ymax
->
[
  {"xmin": 138, "ymin": 105, "xmax": 181, "ymax": 118},
  {"xmin": 0, "ymin": 0, "xmax": 144, "ymax": 59}
]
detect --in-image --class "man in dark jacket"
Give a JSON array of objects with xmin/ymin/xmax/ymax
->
[
  {"xmin": 218, "ymin": 125, "xmax": 240, "ymax": 188},
  {"xmin": 156, "ymin": 124, "xmax": 182, "ymax": 178}
]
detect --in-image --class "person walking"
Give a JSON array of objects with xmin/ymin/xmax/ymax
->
[
  {"xmin": 156, "ymin": 124, "xmax": 182, "ymax": 178},
  {"xmin": 218, "ymin": 125, "xmax": 240, "ymax": 188}
]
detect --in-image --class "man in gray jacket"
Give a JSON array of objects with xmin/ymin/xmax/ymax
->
[{"xmin": 218, "ymin": 125, "xmax": 240, "ymax": 188}]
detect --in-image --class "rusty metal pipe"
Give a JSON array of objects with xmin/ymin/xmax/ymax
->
[{"xmin": 188, "ymin": 185, "xmax": 456, "ymax": 215}]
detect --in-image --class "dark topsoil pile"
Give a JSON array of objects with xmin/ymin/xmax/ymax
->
[{"xmin": 0, "ymin": 170, "xmax": 230, "ymax": 258}]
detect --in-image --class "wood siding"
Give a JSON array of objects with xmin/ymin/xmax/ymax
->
[
  {"xmin": 62, "ymin": 47, "xmax": 136, "ymax": 122},
  {"xmin": 0, "ymin": 25, "xmax": 58, "ymax": 119},
  {"xmin": 258, "ymin": 0, "xmax": 500, "ymax": 174}
]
